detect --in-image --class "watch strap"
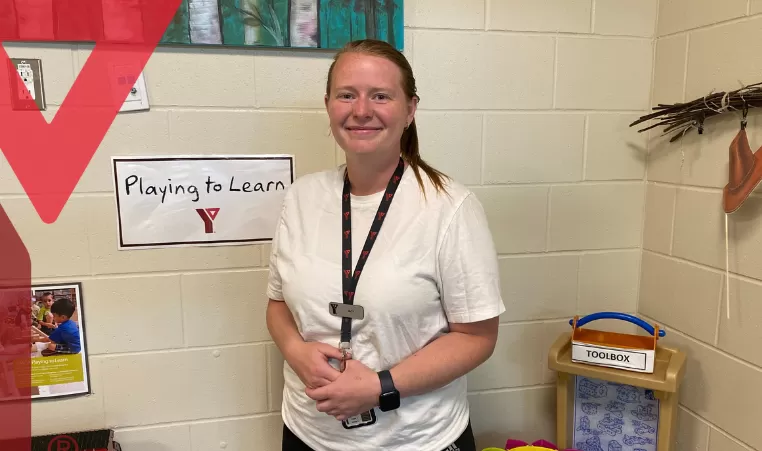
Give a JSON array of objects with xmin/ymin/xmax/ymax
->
[{"xmin": 378, "ymin": 369, "xmax": 395, "ymax": 395}]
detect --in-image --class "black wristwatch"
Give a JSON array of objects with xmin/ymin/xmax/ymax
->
[{"xmin": 377, "ymin": 370, "xmax": 400, "ymax": 412}]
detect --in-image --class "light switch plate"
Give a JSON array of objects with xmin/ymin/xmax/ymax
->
[
  {"xmin": 8, "ymin": 58, "xmax": 46, "ymax": 111},
  {"xmin": 110, "ymin": 64, "xmax": 149, "ymax": 112}
]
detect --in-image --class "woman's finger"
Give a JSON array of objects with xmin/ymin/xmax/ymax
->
[{"xmin": 316, "ymin": 399, "xmax": 334, "ymax": 413}]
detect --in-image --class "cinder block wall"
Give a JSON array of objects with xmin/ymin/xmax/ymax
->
[
  {"xmin": 641, "ymin": 1, "xmax": 762, "ymax": 450},
  {"xmin": 0, "ymin": 0, "xmax": 657, "ymax": 449}
]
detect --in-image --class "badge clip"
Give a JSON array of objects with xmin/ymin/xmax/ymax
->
[
  {"xmin": 329, "ymin": 302, "xmax": 364, "ymax": 320},
  {"xmin": 342, "ymin": 409, "xmax": 377, "ymax": 429}
]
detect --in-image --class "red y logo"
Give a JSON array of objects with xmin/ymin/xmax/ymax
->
[{"xmin": 196, "ymin": 208, "xmax": 220, "ymax": 234}]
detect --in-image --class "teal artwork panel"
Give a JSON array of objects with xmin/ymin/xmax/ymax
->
[
  {"xmin": 318, "ymin": 0, "xmax": 401, "ymax": 50},
  {"xmin": 162, "ymin": 0, "xmax": 191, "ymax": 44},
  {"xmin": 219, "ymin": 0, "xmax": 246, "ymax": 46}
]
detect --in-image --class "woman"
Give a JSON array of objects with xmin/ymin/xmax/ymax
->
[{"xmin": 266, "ymin": 39, "xmax": 505, "ymax": 451}]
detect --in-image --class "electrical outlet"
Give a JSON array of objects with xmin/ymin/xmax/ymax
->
[
  {"xmin": 109, "ymin": 64, "xmax": 149, "ymax": 112},
  {"xmin": 8, "ymin": 58, "xmax": 46, "ymax": 111}
]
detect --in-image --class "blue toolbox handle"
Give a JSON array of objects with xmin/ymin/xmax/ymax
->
[{"xmin": 570, "ymin": 312, "xmax": 666, "ymax": 337}]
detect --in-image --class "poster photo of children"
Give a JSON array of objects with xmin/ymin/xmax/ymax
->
[{"xmin": 0, "ymin": 282, "xmax": 91, "ymax": 401}]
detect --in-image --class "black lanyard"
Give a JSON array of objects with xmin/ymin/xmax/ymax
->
[{"xmin": 339, "ymin": 157, "xmax": 405, "ymax": 348}]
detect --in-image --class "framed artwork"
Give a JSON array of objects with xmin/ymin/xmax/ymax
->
[
  {"xmin": 164, "ymin": 0, "xmax": 404, "ymax": 50},
  {"xmin": 0, "ymin": 282, "xmax": 92, "ymax": 403},
  {"xmin": 0, "ymin": 0, "xmax": 404, "ymax": 51}
]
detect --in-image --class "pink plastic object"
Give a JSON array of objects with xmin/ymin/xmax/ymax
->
[
  {"xmin": 505, "ymin": 439, "xmax": 528, "ymax": 449},
  {"xmin": 532, "ymin": 440, "xmax": 558, "ymax": 449}
]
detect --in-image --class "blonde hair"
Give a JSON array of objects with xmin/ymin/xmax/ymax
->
[{"xmin": 325, "ymin": 39, "xmax": 449, "ymax": 197}]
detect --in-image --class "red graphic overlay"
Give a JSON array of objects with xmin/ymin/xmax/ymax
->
[
  {"xmin": 0, "ymin": 1, "xmax": 182, "ymax": 447},
  {"xmin": 0, "ymin": 0, "xmax": 183, "ymax": 224},
  {"xmin": 0, "ymin": 205, "xmax": 32, "ymax": 450}
]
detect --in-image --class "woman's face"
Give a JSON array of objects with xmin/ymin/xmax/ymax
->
[{"xmin": 325, "ymin": 52, "xmax": 416, "ymax": 158}]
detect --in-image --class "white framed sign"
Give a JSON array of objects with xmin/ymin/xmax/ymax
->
[
  {"xmin": 571, "ymin": 341, "xmax": 654, "ymax": 373},
  {"xmin": 111, "ymin": 155, "xmax": 294, "ymax": 249}
]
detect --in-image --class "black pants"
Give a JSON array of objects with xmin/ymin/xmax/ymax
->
[{"xmin": 282, "ymin": 420, "xmax": 476, "ymax": 451}]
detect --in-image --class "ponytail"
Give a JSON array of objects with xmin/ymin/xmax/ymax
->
[{"xmin": 401, "ymin": 118, "xmax": 449, "ymax": 199}]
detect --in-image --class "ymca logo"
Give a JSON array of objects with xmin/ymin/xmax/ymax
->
[
  {"xmin": 47, "ymin": 435, "xmax": 79, "ymax": 451},
  {"xmin": 196, "ymin": 208, "xmax": 220, "ymax": 233}
]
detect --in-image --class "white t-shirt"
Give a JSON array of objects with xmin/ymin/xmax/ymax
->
[{"xmin": 267, "ymin": 163, "xmax": 505, "ymax": 451}]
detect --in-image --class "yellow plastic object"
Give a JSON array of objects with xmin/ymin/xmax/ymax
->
[{"xmin": 548, "ymin": 330, "xmax": 687, "ymax": 451}]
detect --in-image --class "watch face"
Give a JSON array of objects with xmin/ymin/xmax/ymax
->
[{"xmin": 380, "ymin": 391, "xmax": 400, "ymax": 411}]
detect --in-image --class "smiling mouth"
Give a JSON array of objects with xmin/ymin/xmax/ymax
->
[{"xmin": 345, "ymin": 126, "xmax": 383, "ymax": 131}]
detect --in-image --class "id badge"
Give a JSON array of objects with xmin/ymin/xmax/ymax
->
[
  {"xmin": 329, "ymin": 302, "xmax": 364, "ymax": 320},
  {"xmin": 342, "ymin": 409, "xmax": 377, "ymax": 429}
]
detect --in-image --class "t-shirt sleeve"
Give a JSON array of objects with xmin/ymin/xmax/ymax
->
[
  {"xmin": 438, "ymin": 192, "xmax": 505, "ymax": 323},
  {"xmin": 266, "ymin": 200, "xmax": 288, "ymax": 302},
  {"xmin": 48, "ymin": 326, "xmax": 63, "ymax": 343}
]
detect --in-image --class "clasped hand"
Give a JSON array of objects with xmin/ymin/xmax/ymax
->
[{"xmin": 286, "ymin": 341, "xmax": 381, "ymax": 421}]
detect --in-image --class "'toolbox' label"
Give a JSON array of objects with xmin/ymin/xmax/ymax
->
[{"xmin": 571, "ymin": 342, "xmax": 654, "ymax": 373}]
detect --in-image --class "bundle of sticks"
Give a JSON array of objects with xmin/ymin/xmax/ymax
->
[{"xmin": 629, "ymin": 81, "xmax": 762, "ymax": 142}]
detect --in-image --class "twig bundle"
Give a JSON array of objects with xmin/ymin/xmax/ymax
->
[{"xmin": 629, "ymin": 81, "xmax": 762, "ymax": 142}]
